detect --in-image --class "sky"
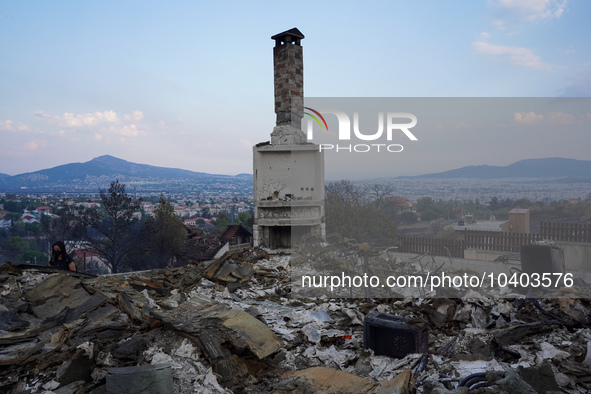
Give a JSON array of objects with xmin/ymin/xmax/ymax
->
[{"xmin": 1, "ymin": 0, "xmax": 590, "ymax": 178}]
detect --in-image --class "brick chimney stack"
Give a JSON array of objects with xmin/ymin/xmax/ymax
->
[
  {"xmin": 253, "ymin": 28, "xmax": 325, "ymax": 248},
  {"xmin": 271, "ymin": 28, "xmax": 307, "ymax": 144}
]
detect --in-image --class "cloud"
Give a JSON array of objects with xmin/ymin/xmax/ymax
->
[
  {"xmin": 479, "ymin": 32, "xmax": 492, "ymax": 39},
  {"xmin": 514, "ymin": 111, "xmax": 544, "ymax": 124},
  {"xmin": 24, "ymin": 140, "xmax": 47, "ymax": 151},
  {"xmin": 17, "ymin": 123, "xmax": 32, "ymax": 132},
  {"xmin": 104, "ymin": 124, "xmax": 141, "ymax": 137},
  {"xmin": 491, "ymin": 0, "xmax": 568, "ymax": 24},
  {"xmin": 124, "ymin": 110, "xmax": 144, "ymax": 122},
  {"xmin": 473, "ymin": 41, "xmax": 553, "ymax": 70},
  {"xmin": 452, "ymin": 122, "xmax": 471, "ymax": 130},
  {"xmin": 514, "ymin": 111, "xmax": 576, "ymax": 126},
  {"xmin": 32, "ymin": 109, "xmax": 148, "ymax": 140},
  {"xmin": 35, "ymin": 110, "xmax": 120, "ymax": 128},
  {"xmin": 561, "ymin": 63, "xmax": 591, "ymax": 96},
  {"xmin": 49, "ymin": 130, "xmax": 66, "ymax": 137},
  {"xmin": 546, "ymin": 111, "xmax": 576, "ymax": 125},
  {"xmin": 0, "ymin": 120, "xmax": 14, "ymax": 131}
]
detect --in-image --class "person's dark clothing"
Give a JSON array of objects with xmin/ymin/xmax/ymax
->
[{"xmin": 49, "ymin": 253, "xmax": 74, "ymax": 270}]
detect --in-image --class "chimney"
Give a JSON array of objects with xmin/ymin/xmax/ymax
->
[{"xmin": 271, "ymin": 28, "xmax": 305, "ymax": 134}]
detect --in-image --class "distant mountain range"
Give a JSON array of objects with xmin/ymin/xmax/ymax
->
[
  {"xmin": 398, "ymin": 158, "xmax": 591, "ymax": 180},
  {"xmin": 1, "ymin": 156, "xmax": 589, "ymax": 194},
  {"xmin": 0, "ymin": 155, "xmax": 253, "ymax": 194}
]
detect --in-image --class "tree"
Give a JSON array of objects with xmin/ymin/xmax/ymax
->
[
  {"xmin": 22, "ymin": 250, "xmax": 43, "ymax": 264},
  {"xmin": 371, "ymin": 183, "xmax": 395, "ymax": 208},
  {"xmin": 489, "ymin": 196, "xmax": 500, "ymax": 211},
  {"xmin": 416, "ymin": 197, "xmax": 444, "ymax": 221},
  {"xmin": 38, "ymin": 205, "xmax": 83, "ymax": 247},
  {"xmin": 5, "ymin": 212, "xmax": 21, "ymax": 223},
  {"xmin": 237, "ymin": 211, "xmax": 254, "ymax": 232},
  {"xmin": 4, "ymin": 200, "xmax": 24, "ymax": 213},
  {"xmin": 399, "ymin": 212, "xmax": 418, "ymax": 224},
  {"xmin": 214, "ymin": 212, "xmax": 230, "ymax": 233},
  {"xmin": 77, "ymin": 180, "xmax": 143, "ymax": 273},
  {"xmin": 326, "ymin": 180, "xmax": 368, "ymax": 205},
  {"xmin": 325, "ymin": 180, "xmax": 397, "ymax": 242},
  {"xmin": 2, "ymin": 236, "xmax": 30, "ymax": 262},
  {"xmin": 142, "ymin": 196, "xmax": 188, "ymax": 269}
]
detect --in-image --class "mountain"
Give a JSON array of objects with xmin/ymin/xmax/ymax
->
[
  {"xmin": 0, "ymin": 173, "xmax": 9, "ymax": 179},
  {"xmin": 0, "ymin": 155, "xmax": 253, "ymax": 194},
  {"xmin": 20, "ymin": 155, "xmax": 212, "ymax": 181},
  {"xmin": 399, "ymin": 158, "xmax": 591, "ymax": 179}
]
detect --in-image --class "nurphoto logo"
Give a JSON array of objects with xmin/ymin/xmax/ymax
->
[{"xmin": 304, "ymin": 107, "xmax": 418, "ymax": 153}]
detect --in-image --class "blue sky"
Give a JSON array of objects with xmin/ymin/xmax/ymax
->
[{"xmin": 1, "ymin": 0, "xmax": 590, "ymax": 177}]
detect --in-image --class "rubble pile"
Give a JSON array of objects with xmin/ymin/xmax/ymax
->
[{"xmin": 1, "ymin": 245, "xmax": 591, "ymax": 393}]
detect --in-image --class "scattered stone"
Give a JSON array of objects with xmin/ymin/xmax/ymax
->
[{"xmin": 113, "ymin": 335, "xmax": 149, "ymax": 361}]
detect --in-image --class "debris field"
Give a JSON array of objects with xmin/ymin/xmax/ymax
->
[{"xmin": 1, "ymin": 244, "xmax": 591, "ymax": 393}]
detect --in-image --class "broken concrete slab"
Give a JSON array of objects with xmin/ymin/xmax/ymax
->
[
  {"xmin": 518, "ymin": 361, "xmax": 561, "ymax": 393},
  {"xmin": 152, "ymin": 302, "xmax": 282, "ymax": 359},
  {"xmin": 106, "ymin": 364, "xmax": 173, "ymax": 394},
  {"xmin": 222, "ymin": 308, "xmax": 283, "ymax": 358},
  {"xmin": 31, "ymin": 285, "xmax": 92, "ymax": 319},
  {"xmin": 149, "ymin": 300, "xmax": 282, "ymax": 389},
  {"xmin": 64, "ymin": 293, "xmax": 108, "ymax": 323},
  {"xmin": 373, "ymin": 368, "xmax": 414, "ymax": 394},
  {"xmin": 24, "ymin": 272, "xmax": 81, "ymax": 305},
  {"xmin": 279, "ymin": 366, "xmax": 376, "ymax": 392},
  {"xmin": 273, "ymin": 366, "xmax": 413, "ymax": 393},
  {"xmin": 486, "ymin": 369, "xmax": 538, "ymax": 394}
]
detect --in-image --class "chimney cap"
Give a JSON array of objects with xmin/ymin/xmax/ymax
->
[{"xmin": 271, "ymin": 28, "xmax": 305, "ymax": 45}]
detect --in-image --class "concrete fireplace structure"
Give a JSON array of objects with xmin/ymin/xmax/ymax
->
[{"xmin": 252, "ymin": 28, "xmax": 325, "ymax": 249}]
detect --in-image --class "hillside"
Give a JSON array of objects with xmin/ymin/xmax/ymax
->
[
  {"xmin": 0, "ymin": 155, "xmax": 253, "ymax": 194},
  {"xmin": 399, "ymin": 158, "xmax": 591, "ymax": 179}
]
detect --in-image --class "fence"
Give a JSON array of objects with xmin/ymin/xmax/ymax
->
[
  {"xmin": 398, "ymin": 236, "xmax": 464, "ymax": 258},
  {"xmin": 540, "ymin": 221, "xmax": 591, "ymax": 243},
  {"xmin": 398, "ymin": 221, "xmax": 591, "ymax": 258},
  {"xmin": 463, "ymin": 231, "xmax": 544, "ymax": 253}
]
